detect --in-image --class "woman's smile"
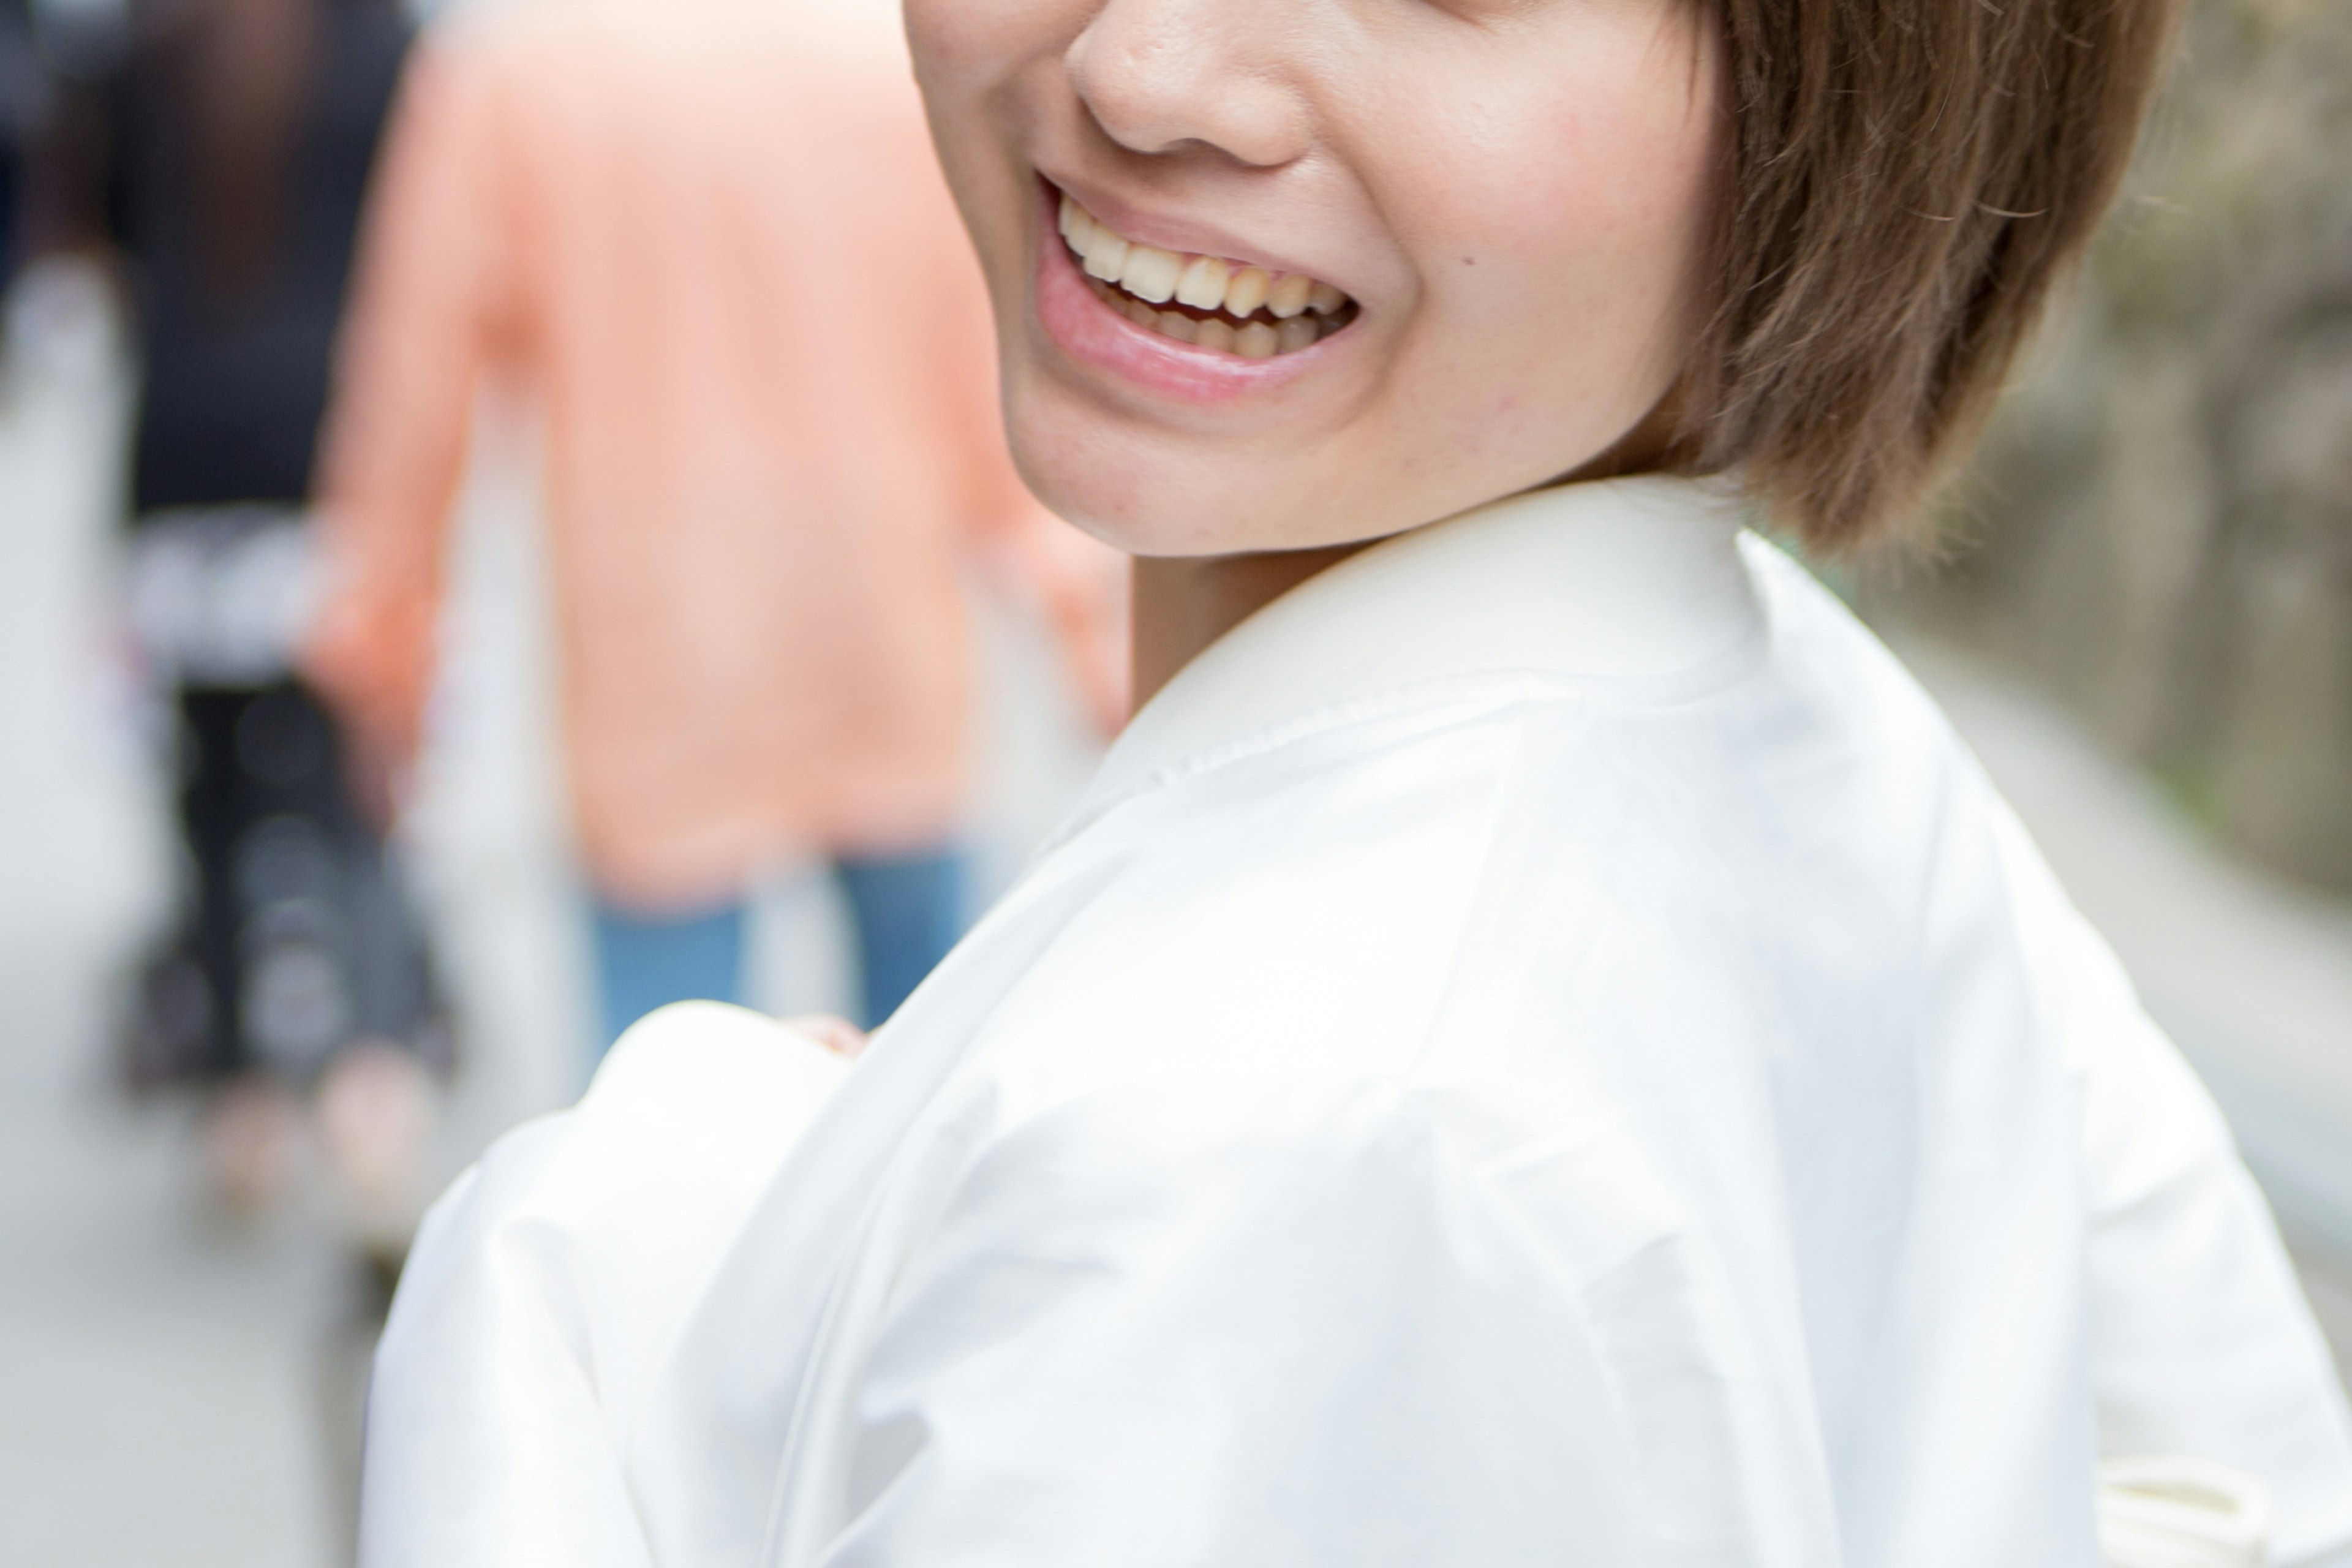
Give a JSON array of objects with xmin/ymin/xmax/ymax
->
[
  {"xmin": 1033, "ymin": 178, "xmax": 1361, "ymax": 404},
  {"xmin": 1058, "ymin": 184, "xmax": 1357, "ymax": 358}
]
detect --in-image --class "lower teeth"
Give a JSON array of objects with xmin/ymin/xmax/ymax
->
[{"xmin": 1089, "ymin": 277, "xmax": 1344, "ymax": 358}]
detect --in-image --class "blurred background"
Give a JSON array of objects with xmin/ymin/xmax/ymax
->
[{"xmin": 0, "ymin": 0, "xmax": 2345, "ymax": 1561}]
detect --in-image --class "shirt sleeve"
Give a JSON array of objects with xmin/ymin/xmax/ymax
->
[
  {"xmin": 302, "ymin": 25, "xmax": 519, "ymax": 767},
  {"xmin": 812, "ymin": 1076, "xmax": 1642, "ymax": 1568},
  {"xmin": 1992, "ymin": 804, "xmax": 2352, "ymax": 1567},
  {"xmin": 360, "ymin": 1005, "xmax": 847, "ymax": 1568}
]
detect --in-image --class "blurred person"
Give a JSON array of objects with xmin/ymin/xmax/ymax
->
[
  {"xmin": 66, "ymin": 0, "xmax": 447, "ymax": 1246},
  {"xmin": 304, "ymin": 0, "xmax": 1123, "ymax": 1060}
]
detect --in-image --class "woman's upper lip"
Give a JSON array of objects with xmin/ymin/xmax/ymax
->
[{"xmin": 1042, "ymin": 172, "xmax": 1335, "ymax": 293}]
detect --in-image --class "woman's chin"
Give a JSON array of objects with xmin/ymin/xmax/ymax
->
[
  {"xmin": 1006, "ymin": 416, "xmax": 1382, "ymax": 564},
  {"xmin": 1003, "ymin": 420, "xmax": 1269, "ymax": 557}
]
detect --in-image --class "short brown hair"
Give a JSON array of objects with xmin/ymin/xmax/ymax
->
[{"xmin": 1674, "ymin": 0, "xmax": 2182, "ymax": 552}]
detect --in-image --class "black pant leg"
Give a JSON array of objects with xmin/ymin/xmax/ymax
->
[{"xmin": 173, "ymin": 687, "xmax": 258, "ymax": 1079}]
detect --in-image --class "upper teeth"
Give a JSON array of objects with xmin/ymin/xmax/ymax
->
[{"xmin": 1059, "ymin": 192, "xmax": 1354, "ymax": 356}]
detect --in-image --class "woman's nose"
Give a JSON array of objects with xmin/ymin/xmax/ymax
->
[{"xmin": 1065, "ymin": 0, "xmax": 1312, "ymax": 169}]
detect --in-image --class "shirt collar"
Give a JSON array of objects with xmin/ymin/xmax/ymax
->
[{"xmin": 1074, "ymin": 474, "xmax": 1763, "ymax": 822}]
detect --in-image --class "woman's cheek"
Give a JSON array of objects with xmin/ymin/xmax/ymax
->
[
  {"xmin": 907, "ymin": 0, "xmax": 1085, "ymax": 88},
  {"xmin": 903, "ymin": 0, "xmax": 997, "ymax": 67}
]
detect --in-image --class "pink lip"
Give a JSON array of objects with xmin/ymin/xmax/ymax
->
[{"xmin": 1033, "ymin": 183, "xmax": 1345, "ymax": 406}]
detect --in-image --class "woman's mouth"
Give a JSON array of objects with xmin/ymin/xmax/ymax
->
[{"xmin": 1056, "ymin": 192, "xmax": 1359, "ymax": 359}]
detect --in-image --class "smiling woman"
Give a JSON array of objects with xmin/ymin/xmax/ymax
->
[
  {"xmin": 912, "ymin": 0, "xmax": 2166, "ymax": 564},
  {"xmin": 914, "ymin": 0, "xmax": 1726, "ymax": 558},
  {"xmin": 358, "ymin": 0, "xmax": 2352, "ymax": 1562}
]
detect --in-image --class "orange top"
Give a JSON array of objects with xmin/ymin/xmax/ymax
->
[{"xmin": 305, "ymin": 0, "xmax": 1122, "ymax": 908}]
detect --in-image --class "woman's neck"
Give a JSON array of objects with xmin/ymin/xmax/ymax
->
[{"xmin": 1129, "ymin": 543, "xmax": 1373, "ymax": 710}]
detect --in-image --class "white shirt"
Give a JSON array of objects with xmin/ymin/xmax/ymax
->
[{"xmin": 363, "ymin": 476, "xmax": 2352, "ymax": 1567}]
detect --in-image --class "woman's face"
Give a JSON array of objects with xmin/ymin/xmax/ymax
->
[{"xmin": 907, "ymin": 0, "xmax": 1724, "ymax": 557}]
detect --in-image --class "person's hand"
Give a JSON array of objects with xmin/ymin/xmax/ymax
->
[{"xmin": 782, "ymin": 1014, "xmax": 868, "ymax": 1061}]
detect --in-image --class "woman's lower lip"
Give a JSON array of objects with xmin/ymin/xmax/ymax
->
[{"xmin": 1032, "ymin": 186, "xmax": 1342, "ymax": 405}]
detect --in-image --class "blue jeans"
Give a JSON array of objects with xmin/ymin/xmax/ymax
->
[{"xmin": 592, "ymin": 846, "xmax": 969, "ymax": 1055}]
